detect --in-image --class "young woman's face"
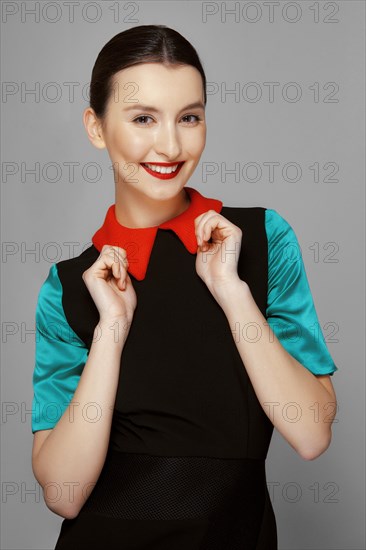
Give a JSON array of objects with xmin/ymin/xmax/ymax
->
[{"xmin": 92, "ymin": 63, "xmax": 206, "ymax": 200}]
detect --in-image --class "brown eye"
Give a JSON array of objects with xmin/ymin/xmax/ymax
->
[
  {"xmin": 181, "ymin": 114, "xmax": 202, "ymax": 124},
  {"xmin": 133, "ymin": 115, "xmax": 154, "ymax": 125}
]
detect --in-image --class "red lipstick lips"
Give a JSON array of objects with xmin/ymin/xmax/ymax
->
[{"xmin": 141, "ymin": 161, "xmax": 185, "ymax": 180}]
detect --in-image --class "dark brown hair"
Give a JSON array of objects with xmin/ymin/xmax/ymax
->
[{"xmin": 89, "ymin": 25, "xmax": 207, "ymax": 125}]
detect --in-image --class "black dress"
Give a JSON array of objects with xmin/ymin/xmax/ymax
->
[{"xmin": 31, "ymin": 188, "xmax": 337, "ymax": 549}]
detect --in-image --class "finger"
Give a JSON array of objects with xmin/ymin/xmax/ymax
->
[
  {"xmin": 195, "ymin": 211, "xmax": 220, "ymax": 246},
  {"xmin": 199, "ymin": 214, "xmax": 239, "ymax": 248},
  {"xmin": 101, "ymin": 246, "xmax": 128, "ymax": 269},
  {"xmin": 198, "ymin": 212, "xmax": 224, "ymax": 245},
  {"xmin": 111, "ymin": 258, "xmax": 121, "ymax": 282},
  {"xmin": 194, "ymin": 211, "xmax": 212, "ymax": 246},
  {"xmin": 194, "ymin": 211, "xmax": 210, "ymax": 244},
  {"xmin": 108, "ymin": 260, "xmax": 127, "ymax": 291},
  {"xmin": 111, "ymin": 255, "xmax": 129, "ymax": 290},
  {"xmin": 115, "ymin": 255, "xmax": 129, "ymax": 290},
  {"xmin": 101, "ymin": 245, "xmax": 128, "ymax": 264},
  {"xmin": 100, "ymin": 244, "xmax": 127, "ymax": 258},
  {"xmin": 99, "ymin": 246, "xmax": 129, "ymax": 288},
  {"xmin": 107, "ymin": 250, "xmax": 128, "ymax": 269}
]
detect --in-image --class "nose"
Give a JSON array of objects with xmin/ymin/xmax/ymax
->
[{"xmin": 154, "ymin": 121, "xmax": 182, "ymax": 160}]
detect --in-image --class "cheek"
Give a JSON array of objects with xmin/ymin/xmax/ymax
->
[
  {"xmin": 112, "ymin": 125, "xmax": 152, "ymax": 160},
  {"xmin": 183, "ymin": 129, "xmax": 206, "ymax": 156}
]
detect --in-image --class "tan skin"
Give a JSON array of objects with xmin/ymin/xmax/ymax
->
[{"xmin": 33, "ymin": 62, "xmax": 337, "ymax": 516}]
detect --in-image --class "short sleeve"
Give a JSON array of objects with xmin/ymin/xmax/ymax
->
[
  {"xmin": 31, "ymin": 264, "xmax": 89, "ymax": 433},
  {"xmin": 265, "ymin": 209, "xmax": 338, "ymax": 376}
]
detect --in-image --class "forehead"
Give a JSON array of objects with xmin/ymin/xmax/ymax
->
[{"xmin": 111, "ymin": 63, "xmax": 204, "ymax": 107}]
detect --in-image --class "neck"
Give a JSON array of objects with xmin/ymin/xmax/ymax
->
[{"xmin": 114, "ymin": 185, "xmax": 191, "ymax": 229}]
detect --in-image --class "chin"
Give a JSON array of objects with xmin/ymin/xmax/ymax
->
[{"xmin": 145, "ymin": 185, "xmax": 186, "ymax": 201}]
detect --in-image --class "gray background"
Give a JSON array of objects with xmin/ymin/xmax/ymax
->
[{"xmin": 1, "ymin": 1, "xmax": 365, "ymax": 548}]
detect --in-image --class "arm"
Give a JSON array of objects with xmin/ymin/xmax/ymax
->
[
  {"xmin": 32, "ymin": 317, "xmax": 128, "ymax": 520},
  {"xmin": 213, "ymin": 279, "xmax": 337, "ymax": 461},
  {"xmin": 31, "ymin": 251, "xmax": 135, "ymax": 519},
  {"xmin": 194, "ymin": 207, "xmax": 338, "ymax": 461}
]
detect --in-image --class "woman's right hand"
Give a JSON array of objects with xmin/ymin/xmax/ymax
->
[{"xmin": 82, "ymin": 245, "xmax": 137, "ymax": 324}]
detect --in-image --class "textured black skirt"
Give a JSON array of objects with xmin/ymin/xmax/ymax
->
[{"xmin": 54, "ymin": 450, "xmax": 277, "ymax": 550}]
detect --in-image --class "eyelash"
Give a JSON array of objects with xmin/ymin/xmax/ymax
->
[{"xmin": 132, "ymin": 114, "xmax": 202, "ymax": 126}]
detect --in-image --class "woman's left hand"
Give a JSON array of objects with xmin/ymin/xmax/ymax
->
[{"xmin": 194, "ymin": 210, "xmax": 243, "ymax": 294}]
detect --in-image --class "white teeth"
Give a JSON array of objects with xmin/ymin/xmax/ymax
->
[{"xmin": 144, "ymin": 163, "xmax": 180, "ymax": 174}]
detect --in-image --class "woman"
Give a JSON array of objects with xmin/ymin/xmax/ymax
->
[{"xmin": 31, "ymin": 25, "xmax": 338, "ymax": 550}]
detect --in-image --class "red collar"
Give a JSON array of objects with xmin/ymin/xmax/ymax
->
[{"xmin": 92, "ymin": 186, "xmax": 223, "ymax": 281}]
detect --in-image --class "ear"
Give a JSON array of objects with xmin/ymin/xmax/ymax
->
[{"xmin": 83, "ymin": 107, "xmax": 107, "ymax": 150}]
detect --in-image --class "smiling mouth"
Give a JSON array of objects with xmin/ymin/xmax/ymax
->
[{"xmin": 140, "ymin": 161, "xmax": 185, "ymax": 179}]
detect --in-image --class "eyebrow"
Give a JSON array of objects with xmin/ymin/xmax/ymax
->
[{"xmin": 122, "ymin": 101, "xmax": 205, "ymax": 113}]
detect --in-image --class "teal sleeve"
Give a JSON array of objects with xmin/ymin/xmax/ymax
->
[
  {"xmin": 31, "ymin": 264, "xmax": 89, "ymax": 433},
  {"xmin": 265, "ymin": 209, "xmax": 338, "ymax": 376}
]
